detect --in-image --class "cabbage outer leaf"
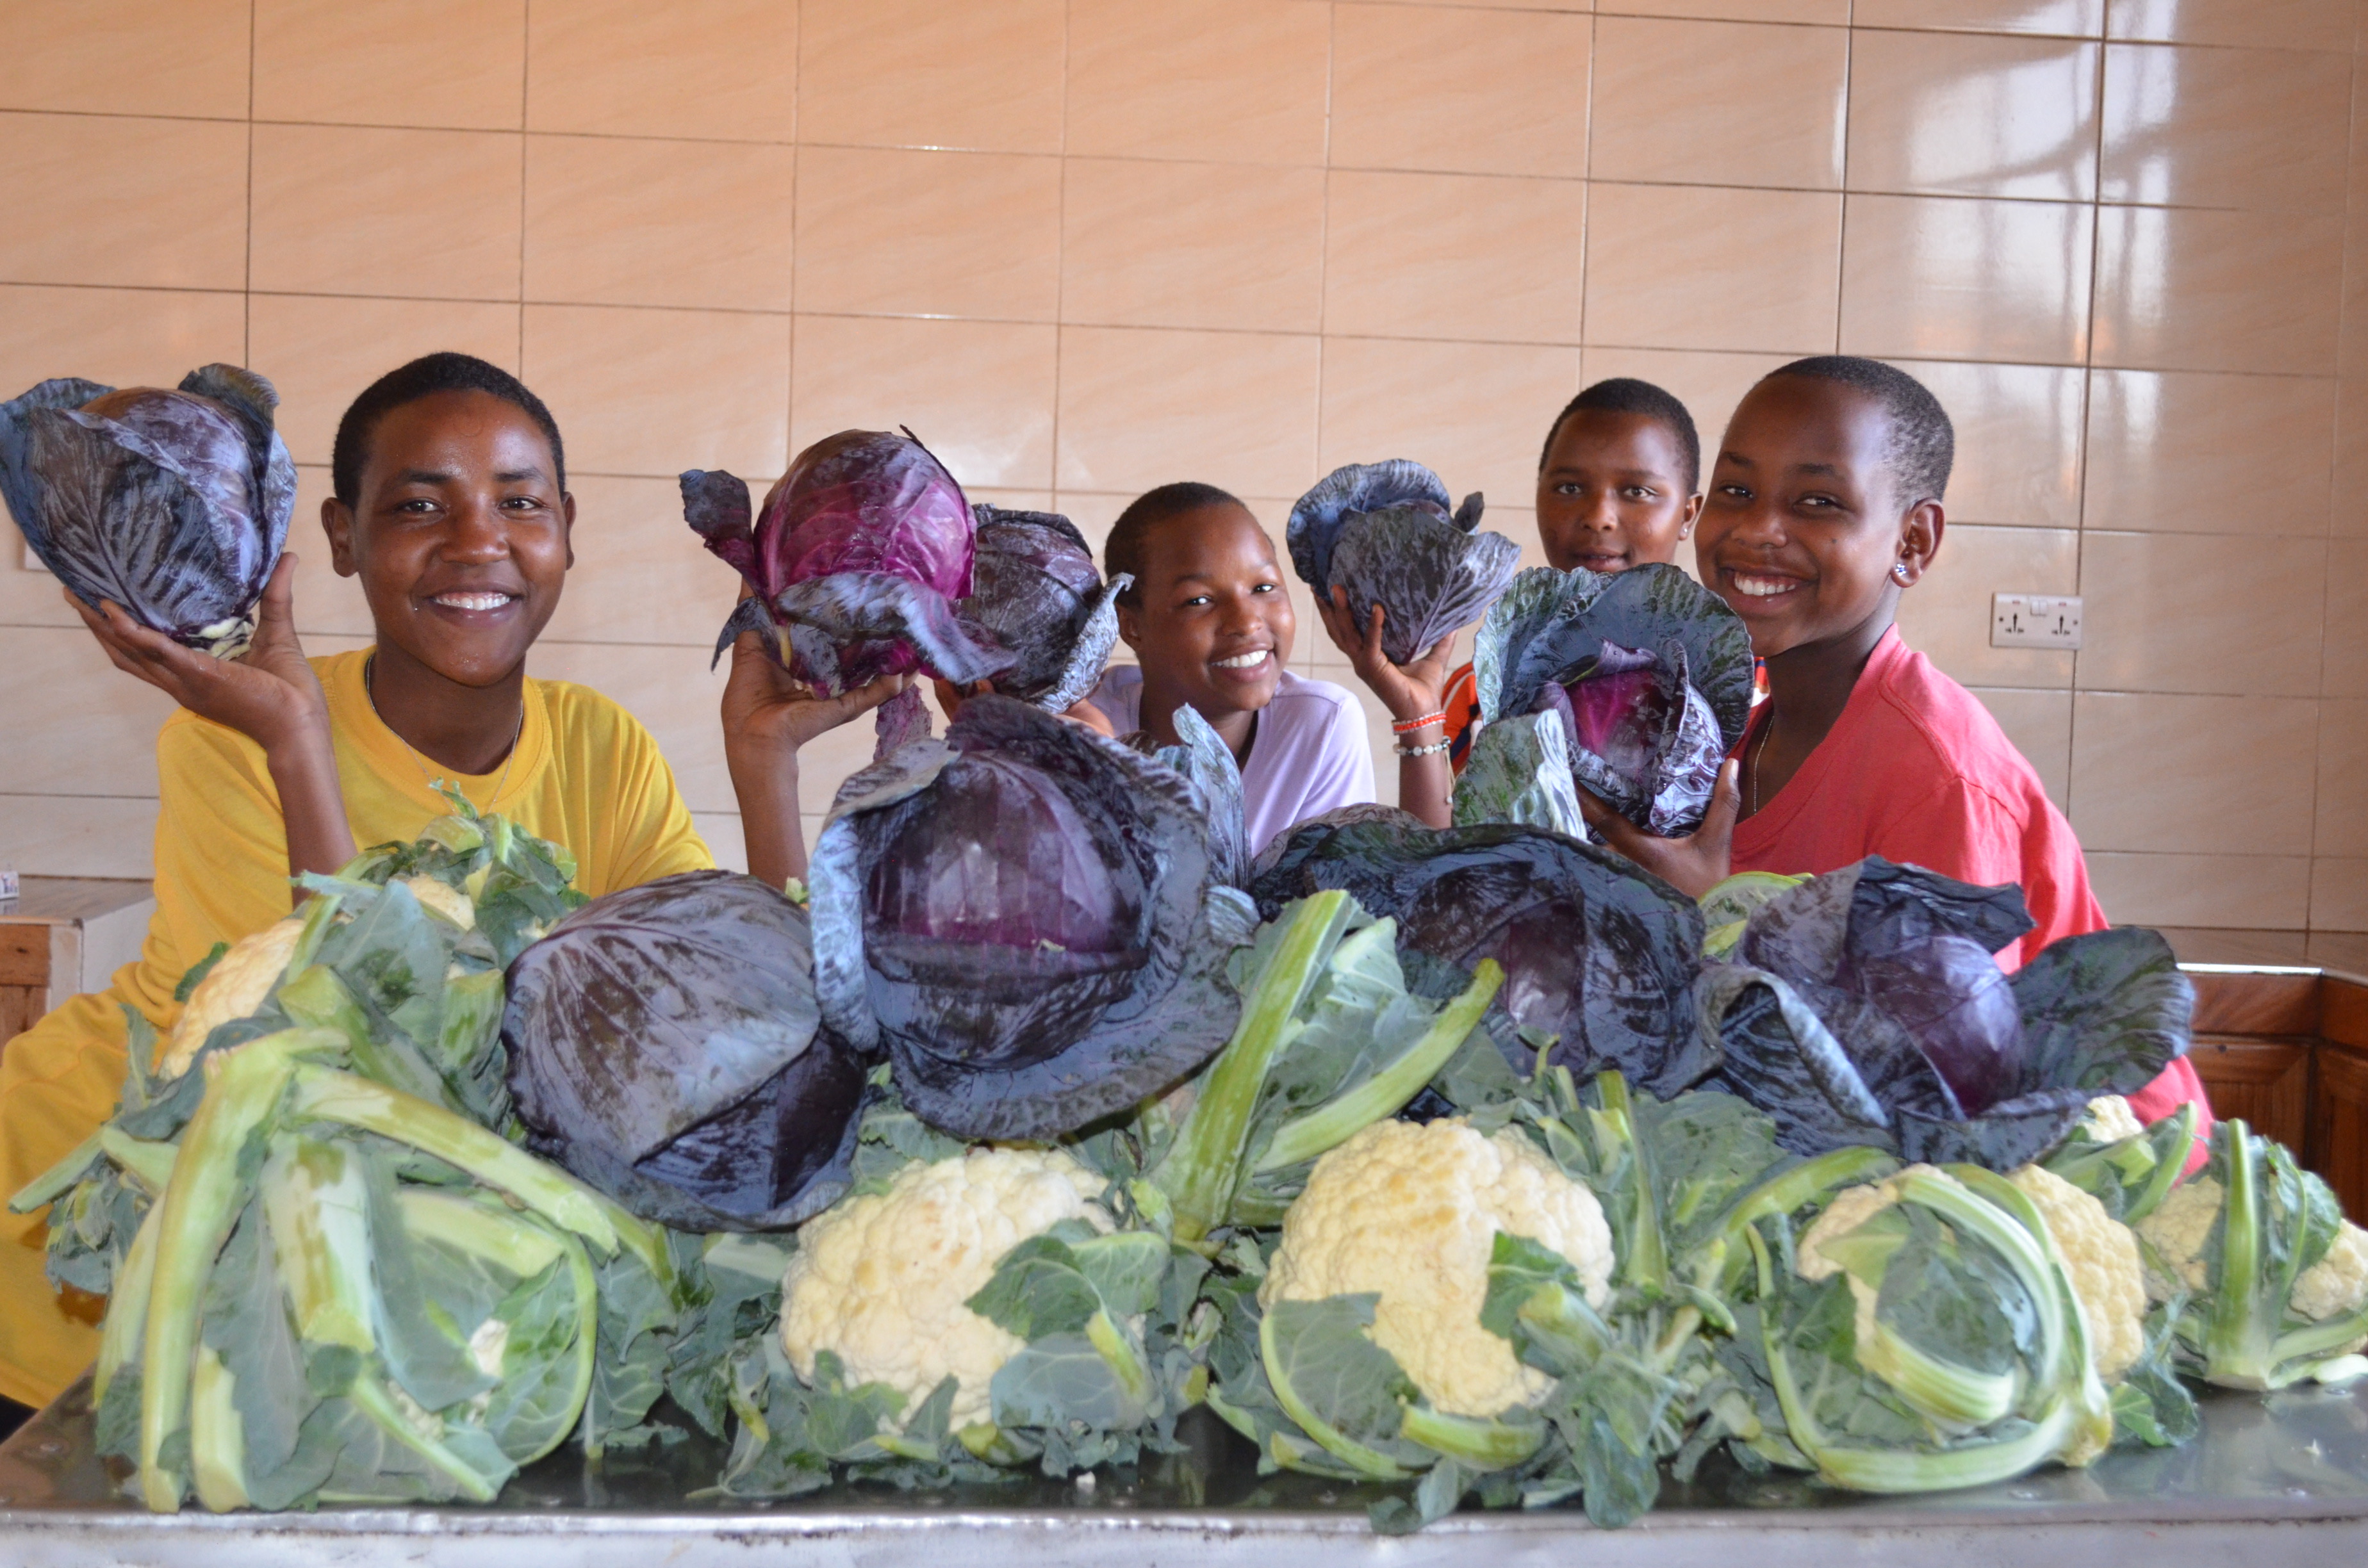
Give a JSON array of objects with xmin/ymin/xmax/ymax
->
[{"xmin": 1452, "ymin": 708, "xmax": 1586, "ymax": 840}]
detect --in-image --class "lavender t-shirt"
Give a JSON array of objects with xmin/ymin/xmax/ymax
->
[{"xmin": 1086, "ymin": 667, "xmax": 1376, "ymax": 856}]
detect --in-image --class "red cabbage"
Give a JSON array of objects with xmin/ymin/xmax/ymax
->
[
  {"xmin": 1286, "ymin": 460, "xmax": 1521, "ymax": 666},
  {"xmin": 957, "ymin": 506, "xmax": 1128, "ymax": 714}
]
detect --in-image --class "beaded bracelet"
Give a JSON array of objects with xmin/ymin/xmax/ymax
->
[
  {"xmin": 1394, "ymin": 737, "xmax": 1451, "ymax": 758},
  {"xmin": 1390, "ymin": 711, "xmax": 1447, "ymax": 735}
]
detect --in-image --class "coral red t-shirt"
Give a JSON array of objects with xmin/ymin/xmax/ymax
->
[{"xmin": 1730, "ymin": 626, "xmax": 2210, "ymax": 1135}]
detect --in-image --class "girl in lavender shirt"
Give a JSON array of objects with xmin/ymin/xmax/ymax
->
[{"xmin": 1085, "ymin": 483, "xmax": 1373, "ymax": 856}]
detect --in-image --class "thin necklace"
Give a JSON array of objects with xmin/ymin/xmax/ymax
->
[
  {"xmin": 1748, "ymin": 708, "xmax": 1775, "ymax": 817},
  {"xmin": 365, "ymin": 655, "xmax": 525, "ymax": 812}
]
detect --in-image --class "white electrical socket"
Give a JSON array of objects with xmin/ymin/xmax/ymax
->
[{"xmin": 1991, "ymin": 593, "xmax": 2082, "ymax": 650}]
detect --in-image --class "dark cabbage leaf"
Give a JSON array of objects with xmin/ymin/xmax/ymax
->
[
  {"xmin": 1696, "ymin": 857, "xmax": 2194, "ymax": 1169},
  {"xmin": 959, "ymin": 505, "xmax": 1128, "ymax": 713},
  {"xmin": 502, "ymin": 870, "xmax": 867, "ymax": 1230},
  {"xmin": 1285, "ymin": 460, "xmax": 1520, "ymax": 666},
  {"xmin": 1123, "ymin": 703, "xmax": 1250, "ymax": 890},
  {"xmin": 1466, "ymin": 564, "xmax": 1752, "ymax": 837},
  {"xmin": 0, "ymin": 365, "xmax": 295, "ymax": 657},
  {"xmin": 810, "ymin": 694, "xmax": 1258, "ymax": 1140},
  {"xmin": 684, "ymin": 429, "xmax": 1011, "ymax": 757},
  {"xmin": 1247, "ymin": 809, "xmax": 1709, "ymax": 1096}
]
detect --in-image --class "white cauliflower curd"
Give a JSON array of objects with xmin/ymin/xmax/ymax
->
[
  {"xmin": 1260, "ymin": 1118, "xmax": 1613, "ymax": 1419},
  {"xmin": 778, "ymin": 1147, "xmax": 1113, "ymax": 1429}
]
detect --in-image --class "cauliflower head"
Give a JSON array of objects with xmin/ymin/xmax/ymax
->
[
  {"xmin": 1260, "ymin": 1118, "xmax": 1613, "ymax": 1419},
  {"xmin": 2078, "ymin": 1095, "xmax": 2147, "ymax": 1146},
  {"xmin": 402, "ymin": 874, "xmax": 475, "ymax": 929},
  {"xmin": 2292, "ymin": 1220, "xmax": 2368, "ymax": 1346},
  {"xmin": 160, "ymin": 916, "xmax": 306, "ymax": 1077},
  {"xmin": 2137, "ymin": 1176, "xmax": 2221, "ymax": 1301},
  {"xmin": 2009, "ymin": 1163, "xmax": 2147, "ymax": 1383},
  {"xmin": 778, "ymin": 1147, "xmax": 1112, "ymax": 1430}
]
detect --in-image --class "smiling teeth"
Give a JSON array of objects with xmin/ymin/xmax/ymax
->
[
  {"xmin": 1732, "ymin": 576, "xmax": 1798, "ymax": 598},
  {"xmin": 436, "ymin": 592, "xmax": 513, "ymax": 610},
  {"xmin": 1214, "ymin": 651, "xmax": 1268, "ymax": 669}
]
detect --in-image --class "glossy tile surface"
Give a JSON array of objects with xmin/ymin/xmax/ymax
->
[
  {"xmin": 2311, "ymin": 860, "xmax": 2368, "ymax": 933},
  {"xmin": 2100, "ymin": 42, "xmax": 2351, "ymax": 212},
  {"xmin": 1969, "ymin": 687, "xmax": 2072, "ymax": 809},
  {"xmin": 526, "ymin": 0, "xmax": 797, "ymax": 141},
  {"xmin": 797, "ymin": 0, "xmax": 1064, "ymax": 154},
  {"xmin": 0, "ymin": 286, "xmax": 248, "ymax": 412},
  {"xmin": 1324, "ymin": 171, "xmax": 1586, "ymax": 345},
  {"xmin": 2105, "ymin": 0, "xmax": 2355, "ymax": 51},
  {"xmin": 1054, "ymin": 327, "xmax": 1320, "ymax": 498},
  {"xmin": 248, "ymin": 294, "xmax": 522, "ymax": 466},
  {"xmin": 0, "ymin": 0, "xmax": 251, "ymax": 118},
  {"xmin": 1575, "ymin": 347, "xmax": 1797, "ymax": 468},
  {"xmin": 2069, "ymin": 690, "xmax": 2317, "ymax": 854},
  {"xmin": 1318, "ymin": 338, "xmax": 1581, "ymax": 518},
  {"xmin": 0, "ymin": 113, "xmax": 248, "ymax": 290},
  {"xmin": 1583, "ymin": 184, "xmax": 1841, "ymax": 354},
  {"xmin": 2086, "ymin": 852, "xmax": 2314, "ymax": 929},
  {"xmin": 0, "ymin": 628, "xmax": 176, "ymax": 795},
  {"xmin": 793, "ymin": 147, "xmax": 1061, "ymax": 322},
  {"xmin": 1900, "ymin": 359, "xmax": 2085, "ymax": 529},
  {"xmin": 1895, "ymin": 523, "xmax": 2078, "ymax": 689},
  {"xmin": 1064, "ymin": 0, "xmax": 1331, "ymax": 166},
  {"xmin": 2093, "ymin": 204, "xmax": 2344, "ymax": 375},
  {"xmin": 2083, "ymin": 370, "xmax": 2335, "ymax": 535},
  {"xmin": 1608, "ymin": 0, "xmax": 1848, "ymax": 21},
  {"xmin": 1591, "ymin": 17, "xmax": 1845, "ymax": 190},
  {"xmin": 256, "ymin": 0, "xmax": 525, "ymax": 130},
  {"xmin": 525, "ymin": 136, "xmax": 794, "ymax": 313},
  {"xmin": 0, "ymin": 793, "xmax": 167, "ymax": 880},
  {"xmin": 2317, "ymin": 699, "xmax": 2367, "ymax": 857},
  {"xmin": 1062, "ymin": 160, "xmax": 1325, "ymax": 333},
  {"xmin": 521, "ymin": 304, "xmax": 790, "ymax": 478},
  {"xmin": 789, "ymin": 316, "xmax": 1057, "ymax": 491},
  {"xmin": 1329, "ymin": 3, "xmax": 1591, "ymax": 178},
  {"xmin": 2076, "ymin": 532, "xmax": 2326, "ymax": 698},
  {"xmin": 251, "ymin": 124, "xmax": 522, "ymax": 300},
  {"xmin": 1841, "ymin": 195, "xmax": 2094, "ymax": 364},
  {"xmin": 541, "ymin": 474, "xmax": 737, "ymax": 650},
  {"xmin": 1853, "ymin": 1, "xmax": 2105, "ymax": 31},
  {"xmin": 1846, "ymin": 31, "xmax": 2099, "ymax": 202}
]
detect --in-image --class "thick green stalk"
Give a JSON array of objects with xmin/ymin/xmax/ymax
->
[
  {"xmin": 1156, "ymin": 892, "xmax": 1353, "ymax": 1243},
  {"xmin": 1399, "ymin": 1403, "xmax": 1543, "ymax": 1469},
  {"xmin": 2203, "ymin": 1120, "xmax": 2272, "ymax": 1389},
  {"xmin": 6, "ymin": 1132, "xmax": 102, "ymax": 1214},
  {"xmin": 1595, "ymin": 1072, "xmax": 1667, "ymax": 1293},
  {"xmin": 94, "ymin": 1198, "xmax": 163, "ymax": 1408},
  {"xmin": 259, "ymin": 1137, "xmax": 377, "ymax": 1352},
  {"xmin": 1855, "ymin": 1293, "xmax": 2018, "ymax": 1430},
  {"xmin": 1086, "ymin": 1311, "xmax": 1156, "ymax": 1412},
  {"xmin": 1258, "ymin": 1307, "xmax": 1418, "ymax": 1481},
  {"xmin": 98, "ymin": 1129, "xmax": 179, "ymax": 1196},
  {"xmin": 1256, "ymin": 960, "xmax": 1504, "ymax": 1173},
  {"xmin": 1708, "ymin": 1146, "xmax": 1899, "ymax": 1289},
  {"xmin": 188, "ymin": 1345, "xmax": 249, "ymax": 1513}
]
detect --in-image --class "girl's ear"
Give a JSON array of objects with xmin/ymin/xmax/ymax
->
[
  {"xmin": 1115, "ymin": 596, "xmax": 1145, "ymax": 653},
  {"xmin": 561, "ymin": 490, "xmax": 577, "ymax": 570},
  {"xmin": 1679, "ymin": 491, "xmax": 1705, "ymax": 539},
  {"xmin": 322, "ymin": 496, "xmax": 359, "ymax": 578},
  {"xmin": 1893, "ymin": 499, "xmax": 1945, "ymax": 587}
]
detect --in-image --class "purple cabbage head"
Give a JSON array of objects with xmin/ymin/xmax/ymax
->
[
  {"xmin": 684, "ymin": 429, "xmax": 1012, "ymax": 755},
  {"xmin": 502, "ymin": 870, "xmax": 869, "ymax": 1230},
  {"xmin": 1467, "ymin": 564, "xmax": 1753, "ymax": 838},
  {"xmin": 809, "ymin": 694, "xmax": 1256, "ymax": 1140},
  {"xmin": 1286, "ymin": 460, "xmax": 1521, "ymax": 666},
  {"xmin": 1249, "ymin": 809, "xmax": 1710, "ymax": 1096},
  {"xmin": 958, "ymin": 505, "xmax": 1128, "ymax": 713},
  {"xmin": 1696, "ymin": 857, "xmax": 2194, "ymax": 1170},
  {"xmin": 0, "ymin": 365, "xmax": 295, "ymax": 658}
]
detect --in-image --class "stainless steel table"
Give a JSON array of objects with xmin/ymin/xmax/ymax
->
[{"xmin": 0, "ymin": 1377, "xmax": 2361, "ymax": 1565}]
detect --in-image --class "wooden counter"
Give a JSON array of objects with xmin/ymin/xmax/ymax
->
[{"xmin": 0, "ymin": 878, "xmax": 154, "ymax": 1043}]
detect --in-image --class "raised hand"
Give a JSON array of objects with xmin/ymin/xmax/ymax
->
[
  {"xmin": 1577, "ymin": 758, "xmax": 1741, "ymax": 899},
  {"xmin": 1317, "ymin": 586, "xmax": 1452, "ymax": 726}
]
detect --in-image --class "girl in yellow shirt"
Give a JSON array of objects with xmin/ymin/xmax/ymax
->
[{"xmin": 0, "ymin": 353, "xmax": 898, "ymax": 1412}]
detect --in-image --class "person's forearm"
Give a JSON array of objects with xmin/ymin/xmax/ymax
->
[
  {"xmin": 728, "ymin": 740, "xmax": 807, "ymax": 890},
  {"xmin": 1395, "ymin": 723, "xmax": 1453, "ymax": 829},
  {"xmin": 267, "ymin": 728, "xmax": 358, "ymax": 904}
]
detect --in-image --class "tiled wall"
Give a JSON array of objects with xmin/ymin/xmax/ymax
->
[{"xmin": 0, "ymin": 0, "xmax": 2361, "ymax": 931}]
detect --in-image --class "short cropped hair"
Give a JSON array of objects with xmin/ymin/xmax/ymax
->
[
  {"xmin": 1538, "ymin": 378, "xmax": 1702, "ymax": 493},
  {"xmin": 1104, "ymin": 481, "xmax": 1247, "ymax": 604},
  {"xmin": 331, "ymin": 352, "xmax": 567, "ymax": 505},
  {"xmin": 1764, "ymin": 355, "xmax": 1953, "ymax": 507}
]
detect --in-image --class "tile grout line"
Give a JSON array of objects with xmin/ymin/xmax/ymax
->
[
  {"xmin": 2064, "ymin": 18, "xmax": 2113, "ymax": 851},
  {"xmin": 242, "ymin": 0, "xmax": 256, "ymax": 366},
  {"xmin": 518, "ymin": 1, "xmax": 530, "ymax": 375}
]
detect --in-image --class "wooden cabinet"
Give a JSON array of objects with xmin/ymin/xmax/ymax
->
[
  {"xmin": 2186, "ymin": 967, "xmax": 2368, "ymax": 1222},
  {"xmin": 0, "ymin": 879, "xmax": 155, "ymax": 1048}
]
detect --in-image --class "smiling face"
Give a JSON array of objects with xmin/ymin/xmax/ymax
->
[
  {"xmin": 1535, "ymin": 409, "xmax": 1702, "ymax": 574},
  {"xmin": 324, "ymin": 389, "xmax": 574, "ymax": 689},
  {"xmin": 1693, "ymin": 375, "xmax": 1942, "ymax": 659},
  {"xmin": 1115, "ymin": 501, "xmax": 1295, "ymax": 720}
]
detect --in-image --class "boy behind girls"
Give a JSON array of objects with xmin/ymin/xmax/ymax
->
[
  {"xmin": 1586, "ymin": 356, "xmax": 2211, "ymax": 1134},
  {"xmin": 1086, "ymin": 483, "xmax": 1373, "ymax": 856}
]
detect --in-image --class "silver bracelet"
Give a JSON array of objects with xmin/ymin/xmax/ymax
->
[{"xmin": 1394, "ymin": 737, "xmax": 1451, "ymax": 757}]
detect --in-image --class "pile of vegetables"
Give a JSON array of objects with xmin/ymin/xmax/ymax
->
[{"xmin": 0, "ymin": 364, "xmax": 295, "ymax": 658}]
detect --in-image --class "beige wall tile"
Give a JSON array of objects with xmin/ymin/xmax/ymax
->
[
  {"xmin": 0, "ymin": 0, "xmax": 250, "ymax": 118},
  {"xmin": 2084, "ymin": 370, "xmax": 2334, "ymax": 535},
  {"xmin": 1055, "ymin": 327, "xmax": 1320, "ymax": 498},
  {"xmin": 1592, "ymin": 18, "xmax": 1845, "ymax": 190},
  {"xmin": 694, "ymin": 812, "xmax": 747, "ymax": 874},
  {"xmin": 526, "ymin": 0, "xmax": 796, "ymax": 142},
  {"xmin": 256, "ymin": 0, "xmax": 525, "ymax": 131},
  {"xmin": 1854, "ymin": 1, "xmax": 2105, "ymax": 30},
  {"xmin": 2317, "ymin": 699, "xmax": 2367, "ymax": 856},
  {"xmin": 2312, "ymin": 858, "xmax": 2368, "ymax": 931},
  {"xmin": 2101, "ymin": 44, "xmax": 2351, "ymax": 212},
  {"xmin": 1840, "ymin": 195, "xmax": 2093, "ymax": 365},
  {"xmin": 1898, "ymin": 359, "xmax": 2085, "ymax": 529},
  {"xmin": 793, "ymin": 147, "xmax": 1060, "ymax": 322},
  {"xmin": 1583, "ymin": 184, "xmax": 1841, "ymax": 354},
  {"xmin": 1898, "ymin": 523, "xmax": 2079, "ymax": 689},
  {"xmin": 2093, "ymin": 205, "xmax": 2344, "ymax": 375},
  {"xmin": 2106, "ymin": 0, "xmax": 2354, "ymax": 51},
  {"xmin": 1330, "ymin": 3, "xmax": 1591, "ymax": 179},
  {"xmin": 1062, "ymin": 161, "xmax": 1325, "ymax": 333},
  {"xmin": 1065, "ymin": 0, "xmax": 1331, "ymax": 165},
  {"xmin": 1970, "ymin": 687, "xmax": 2072, "ymax": 809},
  {"xmin": 1577, "ymin": 347, "xmax": 1797, "ymax": 468},
  {"xmin": 2326, "ymin": 540, "xmax": 2366, "ymax": 694},
  {"xmin": 798, "ymin": 0, "xmax": 1064, "ymax": 154},
  {"xmin": 0, "ymin": 628, "xmax": 176, "ymax": 795},
  {"xmin": 789, "ymin": 316, "xmax": 1057, "ymax": 491},
  {"xmin": 541, "ymin": 473, "xmax": 736, "ymax": 649},
  {"xmin": 525, "ymin": 136, "xmax": 793, "ymax": 313},
  {"xmin": 0, "ymin": 113, "xmax": 248, "ymax": 291},
  {"xmin": 2069, "ymin": 690, "xmax": 2316, "ymax": 854},
  {"xmin": 0, "ymin": 792, "xmax": 162, "ymax": 880},
  {"xmin": 1846, "ymin": 31, "xmax": 2098, "ymax": 202},
  {"xmin": 283, "ymin": 467, "xmax": 375, "ymax": 640},
  {"xmin": 1318, "ymin": 338, "xmax": 1581, "ymax": 520},
  {"xmin": 0, "ymin": 285, "xmax": 247, "ymax": 409},
  {"xmin": 251, "ymin": 124, "xmax": 522, "ymax": 300},
  {"xmin": 1324, "ymin": 172, "xmax": 1585, "ymax": 345},
  {"xmin": 248, "ymin": 295, "xmax": 522, "ymax": 467},
  {"xmin": 2086, "ymin": 851, "xmax": 2313, "ymax": 927},
  {"xmin": 2078, "ymin": 532, "xmax": 2327, "ymax": 697},
  {"xmin": 2337, "ymin": 379, "xmax": 2368, "ymax": 537},
  {"xmin": 522, "ymin": 304, "xmax": 789, "ymax": 478},
  {"xmin": 1606, "ymin": 0, "xmax": 1847, "ymax": 20}
]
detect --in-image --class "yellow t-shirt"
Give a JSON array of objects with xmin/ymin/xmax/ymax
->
[{"xmin": 0, "ymin": 648, "xmax": 714, "ymax": 1408}]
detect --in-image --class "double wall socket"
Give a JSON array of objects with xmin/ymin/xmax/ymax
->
[{"xmin": 1991, "ymin": 593, "xmax": 2082, "ymax": 650}]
